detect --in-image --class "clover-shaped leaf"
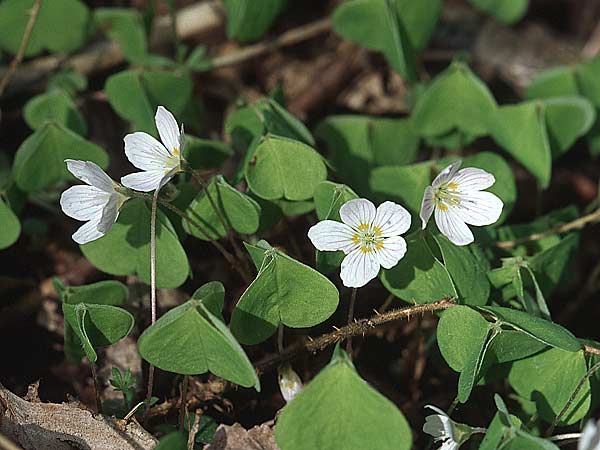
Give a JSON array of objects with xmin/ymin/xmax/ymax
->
[
  {"xmin": 105, "ymin": 69, "xmax": 192, "ymax": 134},
  {"xmin": 0, "ymin": 198, "xmax": 21, "ymax": 250},
  {"xmin": 380, "ymin": 231, "xmax": 456, "ymax": 304},
  {"xmin": 137, "ymin": 282, "xmax": 260, "ymax": 390},
  {"xmin": 12, "ymin": 122, "xmax": 108, "ymax": 193},
  {"xmin": 509, "ymin": 348, "xmax": 590, "ymax": 425},
  {"xmin": 183, "ymin": 136, "xmax": 233, "ymax": 171},
  {"xmin": 184, "ymin": 175, "xmax": 261, "ymax": 241},
  {"xmin": 24, "ymin": 90, "xmax": 87, "ymax": 135},
  {"xmin": 412, "ymin": 61, "xmax": 497, "ymax": 142},
  {"xmin": 62, "ymin": 302, "xmax": 134, "ymax": 364},
  {"xmin": 0, "ymin": 0, "xmax": 90, "ymax": 56},
  {"xmin": 468, "ymin": 0, "xmax": 528, "ymax": 25},
  {"xmin": 332, "ymin": 0, "xmax": 417, "ymax": 81},
  {"xmin": 55, "ymin": 278, "xmax": 129, "ymax": 362},
  {"xmin": 94, "ymin": 8, "xmax": 147, "ymax": 64},
  {"xmin": 275, "ymin": 346, "xmax": 412, "ymax": 450},
  {"xmin": 244, "ymin": 135, "xmax": 327, "ymax": 201},
  {"xmin": 230, "ymin": 240, "xmax": 339, "ymax": 345},
  {"xmin": 81, "ymin": 198, "xmax": 190, "ymax": 289}
]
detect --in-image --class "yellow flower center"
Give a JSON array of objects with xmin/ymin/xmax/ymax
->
[
  {"xmin": 434, "ymin": 181, "xmax": 461, "ymax": 212},
  {"xmin": 352, "ymin": 223, "xmax": 384, "ymax": 253},
  {"xmin": 164, "ymin": 148, "xmax": 181, "ymax": 174}
]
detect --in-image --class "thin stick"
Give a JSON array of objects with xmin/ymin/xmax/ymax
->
[
  {"xmin": 256, "ymin": 299, "xmax": 456, "ymax": 374},
  {"xmin": 496, "ymin": 208, "xmax": 600, "ymax": 250},
  {"xmin": 277, "ymin": 324, "xmax": 284, "ymax": 353},
  {"xmin": 179, "ymin": 375, "xmax": 189, "ymax": 432},
  {"xmin": 144, "ymin": 189, "xmax": 160, "ymax": 423},
  {"xmin": 187, "ymin": 409, "xmax": 202, "ymax": 450},
  {"xmin": 0, "ymin": 0, "xmax": 42, "ymax": 96},
  {"xmin": 547, "ymin": 360, "xmax": 600, "ymax": 435},
  {"xmin": 346, "ymin": 288, "xmax": 357, "ymax": 355},
  {"xmin": 0, "ymin": 433, "xmax": 23, "ymax": 450},
  {"xmin": 211, "ymin": 18, "xmax": 331, "ymax": 70},
  {"xmin": 90, "ymin": 362, "xmax": 102, "ymax": 413}
]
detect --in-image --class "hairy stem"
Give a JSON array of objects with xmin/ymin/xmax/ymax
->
[
  {"xmin": 90, "ymin": 362, "xmax": 102, "ymax": 413},
  {"xmin": 496, "ymin": 208, "xmax": 600, "ymax": 250},
  {"xmin": 256, "ymin": 299, "xmax": 456, "ymax": 374},
  {"xmin": 0, "ymin": 0, "xmax": 42, "ymax": 96}
]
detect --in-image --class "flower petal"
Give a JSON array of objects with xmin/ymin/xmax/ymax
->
[
  {"xmin": 65, "ymin": 160, "xmax": 114, "ymax": 192},
  {"xmin": 420, "ymin": 186, "xmax": 435, "ymax": 229},
  {"xmin": 98, "ymin": 193, "xmax": 120, "ymax": 233},
  {"xmin": 307, "ymin": 220, "xmax": 356, "ymax": 253},
  {"xmin": 434, "ymin": 206, "xmax": 474, "ymax": 246},
  {"xmin": 121, "ymin": 170, "xmax": 166, "ymax": 192},
  {"xmin": 340, "ymin": 198, "xmax": 376, "ymax": 229},
  {"xmin": 374, "ymin": 235, "xmax": 407, "ymax": 269},
  {"xmin": 456, "ymin": 191, "xmax": 503, "ymax": 226},
  {"xmin": 124, "ymin": 132, "xmax": 171, "ymax": 171},
  {"xmin": 373, "ymin": 201, "xmax": 411, "ymax": 237},
  {"xmin": 340, "ymin": 247, "xmax": 380, "ymax": 288},
  {"xmin": 579, "ymin": 420, "xmax": 600, "ymax": 450},
  {"xmin": 72, "ymin": 218, "xmax": 105, "ymax": 245},
  {"xmin": 424, "ymin": 406, "xmax": 455, "ymax": 441},
  {"xmin": 60, "ymin": 185, "xmax": 110, "ymax": 221},
  {"xmin": 155, "ymin": 106, "xmax": 181, "ymax": 154},
  {"xmin": 432, "ymin": 160, "xmax": 462, "ymax": 187},
  {"xmin": 452, "ymin": 167, "xmax": 495, "ymax": 191}
]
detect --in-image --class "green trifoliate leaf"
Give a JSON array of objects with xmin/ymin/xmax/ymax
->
[
  {"xmin": 509, "ymin": 348, "xmax": 591, "ymax": 425},
  {"xmin": 468, "ymin": 0, "xmax": 528, "ymax": 24},
  {"xmin": 105, "ymin": 69, "xmax": 192, "ymax": 134},
  {"xmin": 543, "ymin": 97, "xmax": 595, "ymax": 157},
  {"xmin": 184, "ymin": 176, "xmax": 261, "ymax": 241},
  {"xmin": 94, "ymin": 8, "xmax": 147, "ymax": 64},
  {"xmin": 63, "ymin": 302, "xmax": 134, "ymax": 363},
  {"xmin": 380, "ymin": 231, "xmax": 456, "ymax": 304},
  {"xmin": 230, "ymin": 240, "xmax": 339, "ymax": 345},
  {"xmin": 81, "ymin": 198, "xmax": 190, "ymax": 289},
  {"xmin": 332, "ymin": 0, "xmax": 417, "ymax": 81},
  {"xmin": 526, "ymin": 67, "xmax": 579, "ymax": 100},
  {"xmin": 244, "ymin": 135, "xmax": 327, "ymax": 201},
  {"xmin": 275, "ymin": 346, "xmax": 412, "ymax": 450},
  {"xmin": 0, "ymin": 198, "xmax": 21, "ymax": 250},
  {"xmin": 313, "ymin": 181, "xmax": 358, "ymax": 274},
  {"xmin": 316, "ymin": 115, "xmax": 420, "ymax": 193},
  {"xmin": 222, "ymin": 0, "xmax": 287, "ymax": 43},
  {"xmin": 55, "ymin": 278, "xmax": 129, "ymax": 362},
  {"xmin": 12, "ymin": 122, "xmax": 108, "ymax": 193},
  {"xmin": 393, "ymin": 0, "xmax": 442, "ymax": 50},
  {"xmin": 47, "ymin": 69, "xmax": 88, "ymax": 97},
  {"xmin": 138, "ymin": 282, "xmax": 259, "ymax": 390},
  {"xmin": 479, "ymin": 306, "xmax": 581, "ymax": 351},
  {"xmin": 256, "ymin": 98, "xmax": 315, "ymax": 146},
  {"xmin": 0, "ymin": 0, "xmax": 90, "ymax": 56},
  {"xmin": 24, "ymin": 90, "xmax": 87, "ymax": 135},
  {"xmin": 412, "ymin": 61, "xmax": 497, "ymax": 141}
]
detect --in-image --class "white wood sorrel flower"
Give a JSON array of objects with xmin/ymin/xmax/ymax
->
[
  {"xmin": 121, "ymin": 106, "xmax": 184, "ymax": 192},
  {"xmin": 423, "ymin": 405, "xmax": 484, "ymax": 450},
  {"xmin": 308, "ymin": 198, "xmax": 411, "ymax": 288},
  {"xmin": 420, "ymin": 160, "xmax": 503, "ymax": 246},
  {"xmin": 60, "ymin": 160, "xmax": 129, "ymax": 245}
]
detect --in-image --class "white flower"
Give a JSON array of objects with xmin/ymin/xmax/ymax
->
[
  {"xmin": 60, "ymin": 160, "xmax": 129, "ymax": 245},
  {"xmin": 420, "ymin": 160, "xmax": 503, "ymax": 246},
  {"xmin": 308, "ymin": 198, "xmax": 411, "ymax": 288},
  {"xmin": 277, "ymin": 364, "xmax": 302, "ymax": 403},
  {"xmin": 121, "ymin": 106, "xmax": 184, "ymax": 192},
  {"xmin": 423, "ymin": 405, "xmax": 460, "ymax": 450},
  {"xmin": 579, "ymin": 419, "xmax": 600, "ymax": 450}
]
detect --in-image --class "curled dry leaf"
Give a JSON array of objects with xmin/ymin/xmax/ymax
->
[{"xmin": 0, "ymin": 383, "xmax": 157, "ymax": 450}]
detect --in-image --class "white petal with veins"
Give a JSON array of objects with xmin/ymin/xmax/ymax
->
[
  {"xmin": 435, "ymin": 207, "xmax": 474, "ymax": 246},
  {"xmin": 307, "ymin": 220, "xmax": 356, "ymax": 253},
  {"xmin": 340, "ymin": 247, "xmax": 380, "ymax": 288},
  {"xmin": 452, "ymin": 167, "xmax": 495, "ymax": 191},
  {"xmin": 121, "ymin": 170, "xmax": 167, "ymax": 192},
  {"xmin": 373, "ymin": 201, "xmax": 411, "ymax": 237},
  {"xmin": 155, "ymin": 106, "xmax": 181, "ymax": 154},
  {"xmin": 65, "ymin": 159, "xmax": 114, "ymax": 192},
  {"xmin": 420, "ymin": 186, "xmax": 435, "ymax": 229},
  {"xmin": 374, "ymin": 235, "xmax": 407, "ymax": 269},
  {"xmin": 124, "ymin": 132, "xmax": 171, "ymax": 171},
  {"xmin": 340, "ymin": 198, "xmax": 376, "ymax": 229}
]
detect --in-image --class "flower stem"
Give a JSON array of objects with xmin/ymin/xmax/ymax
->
[
  {"xmin": 179, "ymin": 375, "xmax": 189, "ymax": 432},
  {"xmin": 346, "ymin": 288, "xmax": 357, "ymax": 356},
  {"xmin": 90, "ymin": 361, "xmax": 102, "ymax": 413},
  {"xmin": 144, "ymin": 188, "xmax": 160, "ymax": 423}
]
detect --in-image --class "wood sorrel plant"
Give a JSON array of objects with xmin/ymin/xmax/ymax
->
[{"xmin": 3, "ymin": 0, "xmax": 600, "ymax": 449}]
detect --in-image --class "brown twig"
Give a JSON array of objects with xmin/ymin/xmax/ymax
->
[
  {"xmin": 211, "ymin": 18, "xmax": 331, "ymax": 70},
  {"xmin": 495, "ymin": 208, "xmax": 600, "ymax": 250},
  {"xmin": 187, "ymin": 409, "xmax": 202, "ymax": 450},
  {"xmin": 255, "ymin": 299, "xmax": 456, "ymax": 374},
  {"xmin": 0, "ymin": 0, "xmax": 42, "ymax": 96}
]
